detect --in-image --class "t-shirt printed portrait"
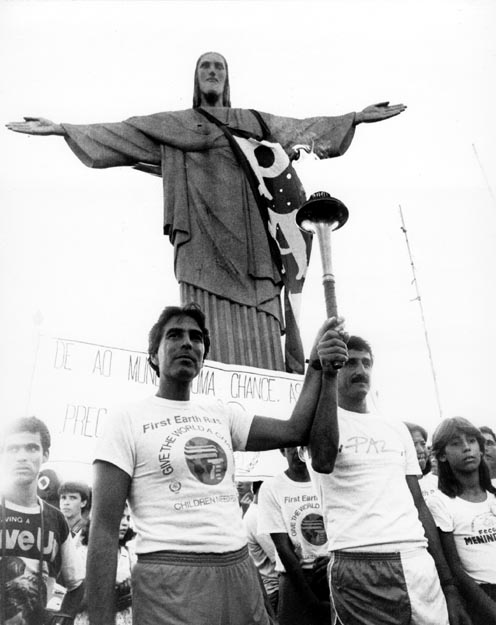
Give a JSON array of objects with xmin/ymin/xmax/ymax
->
[
  {"xmin": 183, "ymin": 436, "xmax": 228, "ymax": 486},
  {"xmin": 95, "ymin": 396, "xmax": 254, "ymax": 553}
]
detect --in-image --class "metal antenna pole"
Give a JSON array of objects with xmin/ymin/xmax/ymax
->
[
  {"xmin": 399, "ymin": 205, "xmax": 443, "ymax": 419},
  {"xmin": 472, "ymin": 143, "xmax": 496, "ymax": 209}
]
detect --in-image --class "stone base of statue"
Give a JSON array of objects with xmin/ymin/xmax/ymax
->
[{"xmin": 181, "ymin": 284, "xmax": 285, "ymax": 371}]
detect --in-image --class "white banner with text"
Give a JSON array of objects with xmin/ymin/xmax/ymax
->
[{"xmin": 28, "ymin": 335, "xmax": 305, "ymax": 482}]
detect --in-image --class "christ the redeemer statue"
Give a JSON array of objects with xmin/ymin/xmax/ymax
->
[{"xmin": 7, "ymin": 51, "xmax": 406, "ymax": 373}]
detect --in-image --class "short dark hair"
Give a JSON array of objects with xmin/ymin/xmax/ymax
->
[
  {"xmin": 346, "ymin": 336, "xmax": 374, "ymax": 363},
  {"xmin": 147, "ymin": 303, "xmax": 211, "ymax": 375},
  {"xmin": 404, "ymin": 422, "xmax": 431, "ymax": 475},
  {"xmin": 480, "ymin": 426, "xmax": 496, "ymax": 443},
  {"xmin": 404, "ymin": 422, "xmax": 428, "ymax": 442},
  {"xmin": 193, "ymin": 51, "xmax": 231, "ymax": 108},
  {"xmin": 432, "ymin": 416, "xmax": 496, "ymax": 497},
  {"xmin": 252, "ymin": 480, "xmax": 264, "ymax": 496},
  {"xmin": 1, "ymin": 416, "xmax": 51, "ymax": 454},
  {"xmin": 58, "ymin": 480, "xmax": 91, "ymax": 504}
]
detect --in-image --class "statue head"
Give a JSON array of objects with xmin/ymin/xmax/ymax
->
[{"xmin": 193, "ymin": 51, "xmax": 231, "ymax": 108}]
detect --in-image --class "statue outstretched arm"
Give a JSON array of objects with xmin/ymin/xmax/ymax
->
[
  {"xmin": 354, "ymin": 101, "xmax": 407, "ymax": 124},
  {"xmin": 6, "ymin": 111, "xmax": 216, "ymax": 169},
  {"xmin": 6, "ymin": 116, "xmax": 66, "ymax": 135},
  {"xmin": 264, "ymin": 101, "xmax": 406, "ymax": 160},
  {"xmin": 8, "ymin": 115, "xmax": 163, "ymax": 168}
]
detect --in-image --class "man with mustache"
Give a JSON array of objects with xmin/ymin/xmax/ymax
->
[{"xmin": 304, "ymin": 336, "xmax": 470, "ymax": 625}]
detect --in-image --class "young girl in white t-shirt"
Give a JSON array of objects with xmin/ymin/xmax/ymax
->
[{"xmin": 428, "ymin": 416, "xmax": 496, "ymax": 625}]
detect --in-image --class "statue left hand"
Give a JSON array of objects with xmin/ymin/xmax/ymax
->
[{"xmin": 355, "ymin": 102, "xmax": 407, "ymax": 124}]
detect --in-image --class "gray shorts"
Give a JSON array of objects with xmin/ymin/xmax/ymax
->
[
  {"xmin": 328, "ymin": 548, "xmax": 449, "ymax": 625},
  {"xmin": 133, "ymin": 546, "xmax": 271, "ymax": 625}
]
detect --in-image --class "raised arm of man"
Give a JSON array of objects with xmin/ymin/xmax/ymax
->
[
  {"xmin": 306, "ymin": 326, "xmax": 345, "ymax": 473},
  {"xmin": 245, "ymin": 319, "xmax": 347, "ymax": 452}
]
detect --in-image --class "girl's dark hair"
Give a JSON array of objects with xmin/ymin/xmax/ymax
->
[
  {"xmin": 404, "ymin": 422, "xmax": 431, "ymax": 475},
  {"xmin": 147, "ymin": 303, "xmax": 210, "ymax": 376},
  {"xmin": 120, "ymin": 525, "xmax": 136, "ymax": 546},
  {"xmin": 404, "ymin": 422, "xmax": 428, "ymax": 442},
  {"xmin": 192, "ymin": 51, "xmax": 231, "ymax": 108},
  {"xmin": 432, "ymin": 416, "xmax": 496, "ymax": 497},
  {"xmin": 480, "ymin": 425, "xmax": 496, "ymax": 442}
]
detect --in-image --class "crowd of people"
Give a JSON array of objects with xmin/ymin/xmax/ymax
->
[{"xmin": 1, "ymin": 303, "xmax": 496, "ymax": 625}]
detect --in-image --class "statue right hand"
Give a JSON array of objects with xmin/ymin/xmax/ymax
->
[
  {"xmin": 6, "ymin": 117, "xmax": 64, "ymax": 135},
  {"xmin": 355, "ymin": 102, "xmax": 407, "ymax": 124}
]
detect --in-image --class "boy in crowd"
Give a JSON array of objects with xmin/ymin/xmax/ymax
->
[
  {"xmin": 59, "ymin": 480, "xmax": 90, "ymax": 542},
  {"xmin": 258, "ymin": 447, "xmax": 330, "ymax": 624}
]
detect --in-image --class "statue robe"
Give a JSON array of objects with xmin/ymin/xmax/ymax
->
[{"xmin": 62, "ymin": 108, "xmax": 356, "ymax": 371}]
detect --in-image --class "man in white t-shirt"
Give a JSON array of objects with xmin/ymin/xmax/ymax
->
[
  {"xmin": 258, "ymin": 447, "xmax": 329, "ymax": 624},
  {"xmin": 306, "ymin": 335, "xmax": 470, "ymax": 625},
  {"xmin": 85, "ymin": 303, "xmax": 348, "ymax": 625}
]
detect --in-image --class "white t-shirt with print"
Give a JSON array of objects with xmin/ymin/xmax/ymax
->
[
  {"xmin": 95, "ymin": 395, "xmax": 253, "ymax": 554},
  {"xmin": 419, "ymin": 472, "xmax": 438, "ymax": 502},
  {"xmin": 304, "ymin": 408, "xmax": 426, "ymax": 552},
  {"xmin": 427, "ymin": 489, "xmax": 496, "ymax": 583},
  {"xmin": 243, "ymin": 502, "xmax": 279, "ymax": 595},
  {"xmin": 258, "ymin": 472, "xmax": 328, "ymax": 571},
  {"xmin": 1, "ymin": 499, "xmax": 83, "ymax": 621}
]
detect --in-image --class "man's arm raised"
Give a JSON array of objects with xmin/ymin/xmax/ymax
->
[
  {"xmin": 307, "ymin": 325, "xmax": 346, "ymax": 473},
  {"xmin": 246, "ymin": 318, "xmax": 347, "ymax": 452},
  {"xmin": 6, "ymin": 116, "xmax": 66, "ymax": 135},
  {"xmin": 87, "ymin": 460, "xmax": 131, "ymax": 625}
]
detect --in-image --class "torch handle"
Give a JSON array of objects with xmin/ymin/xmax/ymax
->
[
  {"xmin": 323, "ymin": 275, "xmax": 338, "ymax": 319},
  {"xmin": 322, "ymin": 272, "xmax": 343, "ymax": 370}
]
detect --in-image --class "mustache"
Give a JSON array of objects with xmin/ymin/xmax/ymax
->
[{"xmin": 351, "ymin": 374, "xmax": 369, "ymax": 384}]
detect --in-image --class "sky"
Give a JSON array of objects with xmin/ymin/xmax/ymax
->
[{"xmin": 1, "ymin": 0, "xmax": 495, "ymax": 450}]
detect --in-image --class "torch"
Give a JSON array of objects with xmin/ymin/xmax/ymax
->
[{"xmin": 296, "ymin": 191, "xmax": 349, "ymax": 368}]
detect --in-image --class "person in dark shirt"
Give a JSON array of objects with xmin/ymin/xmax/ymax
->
[{"xmin": 0, "ymin": 416, "xmax": 85, "ymax": 624}]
